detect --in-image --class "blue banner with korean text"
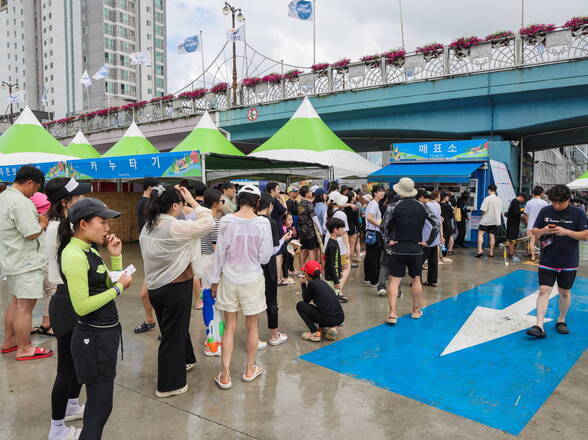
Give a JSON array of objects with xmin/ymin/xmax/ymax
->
[
  {"xmin": 391, "ymin": 140, "xmax": 489, "ymax": 161},
  {"xmin": 0, "ymin": 151, "xmax": 202, "ymax": 182}
]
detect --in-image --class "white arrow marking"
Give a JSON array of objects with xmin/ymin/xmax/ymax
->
[{"xmin": 441, "ymin": 286, "xmax": 559, "ymax": 356}]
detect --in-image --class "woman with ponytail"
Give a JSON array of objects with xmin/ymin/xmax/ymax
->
[
  {"xmin": 139, "ymin": 184, "xmax": 214, "ymax": 398},
  {"xmin": 58, "ymin": 197, "xmax": 131, "ymax": 440}
]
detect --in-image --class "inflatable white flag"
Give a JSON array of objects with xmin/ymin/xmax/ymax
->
[{"xmin": 288, "ymin": 0, "xmax": 314, "ymax": 21}]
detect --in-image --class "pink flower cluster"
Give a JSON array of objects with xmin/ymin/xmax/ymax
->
[
  {"xmin": 120, "ymin": 101, "xmax": 148, "ymax": 110},
  {"xmin": 283, "ymin": 69, "xmax": 303, "ymax": 79},
  {"xmin": 519, "ymin": 24, "xmax": 557, "ymax": 36},
  {"xmin": 331, "ymin": 58, "xmax": 351, "ymax": 69},
  {"xmin": 382, "ymin": 49, "xmax": 406, "ymax": 64},
  {"xmin": 178, "ymin": 88, "xmax": 207, "ymax": 99},
  {"xmin": 563, "ymin": 16, "xmax": 588, "ymax": 29},
  {"xmin": 416, "ymin": 43, "xmax": 445, "ymax": 55},
  {"xmin": 262, "ymin": 74, "xmax": 283, "ymax": 84},
  {"xmin": 360, "ymin": 54, "xmax": 380, "ymax": 62},
  {"xmin": 210, "ymin": 82, "xmax": 228, "ymax": 94},
  {"xmin": 149, "ymin": 94, "xmax": 175, "ymax": 103},
  {"xmin": 449, "ymin": 36, "xmax": 482, "ymax": 49},
  {"xmin": 484, "ymin": 30, "xmax": 514, "ymax": 41},
  {"xmin": 242, "ymin": 77, "xmax": 263, "ymax": 87},
  {"xmin": 311, "ymin": 62, "xmax": 329, "ymax": 72}
]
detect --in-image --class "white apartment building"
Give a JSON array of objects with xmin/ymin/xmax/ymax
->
[{"xmin": 0, "ymin": 0, "xmax": 167, "ymax": 119}]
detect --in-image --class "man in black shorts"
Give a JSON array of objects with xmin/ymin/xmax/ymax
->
[
  {"xmin": 381, "ymin": 178, "xmax": 438, "ymax": 325},
  {"xmin": 527, "ymin": 184, "xmax": 588, "ymax": 338}
]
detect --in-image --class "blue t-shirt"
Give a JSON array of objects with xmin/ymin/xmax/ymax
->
[{"xmin": 533, "ymin": 204, "xmax": 588, "ymax": 268}]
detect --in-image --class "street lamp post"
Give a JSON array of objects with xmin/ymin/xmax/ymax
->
[
  {"xmin": 1, "ymin": 80, "xmax": 19, "ymax": 122},
  {"xmin": 223, "ymin": 2, "xmax": 244, "ymax": 107}
]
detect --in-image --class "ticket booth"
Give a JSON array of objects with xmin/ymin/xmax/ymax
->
[{"xmin": 368, "ymin": 139, "xmax": 518, "ymax": 243}]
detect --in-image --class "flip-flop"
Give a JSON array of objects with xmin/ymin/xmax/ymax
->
[
  {"xmin": 16, "ymin": 346, "xmax": 53, "ymax": 361},
  {"xmin": 411, "ymin": 309, "xmax": 424, "ymax": 319},
  {"xmin": 214, "ymin": 372, "xmax": 232, "ymax": 390},
  {"xmin": 242, "ymin": 365, "xmax": 263, "ymax": 382},
  {"xmin": 1, "ymin": 345, "xmax": 17, "ymax": 354},
  {"xmin": 387, "ymin": 315, "xmax": 398, "ymax": 325}
]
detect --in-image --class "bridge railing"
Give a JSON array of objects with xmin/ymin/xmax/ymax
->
[{"xmin": 42, "ymin": 29, "xmax": 588, "ymax": 140}]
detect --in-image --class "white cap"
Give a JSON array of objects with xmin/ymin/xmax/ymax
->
[
  {"xmin": 310, "ymin": 185, "xmax": 320, "ymax": 193},
  {"xmin": 328, "ymin": 191, "xmax": 348, "ymax": 206},
  {"xmin": 238, "ymin": 184, "xmax": 261, "ymax": 197}
]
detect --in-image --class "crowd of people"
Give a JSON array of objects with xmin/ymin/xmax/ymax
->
[{"xmin": 0, "ymin": 169, "xmax": 586, "ymax": 440}]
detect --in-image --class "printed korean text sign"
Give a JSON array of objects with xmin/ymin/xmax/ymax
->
[{"xmin": 391, "ymin": 140, "xmax": 489, "ymax": 161}]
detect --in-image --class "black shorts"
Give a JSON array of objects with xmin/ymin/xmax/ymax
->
[
  {"xmin": 71, "ymin": 324, "xmax": 120, "ymax": 384},
  {"xmin": 300, "ymin": 235, "xmax": 318, "ymax": 250},
  {"xmin": 538, "ymin": 267, "xmax": 577, "ymax": 290},
  {"xmin": 383, "ymin": 253, "xmax": 423, "ymax": 278},
  {"xmin": 479, "ymin": 224, "xmax": 498, "ymax": 235}
]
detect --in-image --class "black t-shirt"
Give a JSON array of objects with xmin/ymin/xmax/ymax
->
[
  {"xmin": 286, "ymin": 198, "xmax": 298, "ymax": 215},
  {"xmin": 533, "ymin": 204, "xmax": 588, "ymax": 268},
  {"xmin": 301, "ymin": 279, "xmax": 345, "ymax": 321},
  {"xmin": 507, "ymin": 199, "xmax": 523, "ymax": 227},
  {"xmin": 386, "ymin": 198, "xmax": 433, "ymax": 255},
  {"xmin": 271, "ymin": 197, "xmax": 286, "ymax": 224},
  {"xmin": 324, "ymin": 238, "xmax": 342, "ymax": 284},
  {"xmin": 261, "ymin": 215, "xmax": 280, "ymax": 282},
  {"xmin": 136, "ymin": 196, "xmax": 149, "ymax": 231}
]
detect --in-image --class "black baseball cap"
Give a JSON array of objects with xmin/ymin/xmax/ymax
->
[
  {"xmin": 45, "ymin": 177, "xmax": 92, "ymax": 203},
  {"xmin": 68, "ymin": 197, "xmax": 121, "ymax": 223}
]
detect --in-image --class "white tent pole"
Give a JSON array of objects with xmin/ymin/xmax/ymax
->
[{"xmin": 201, "ymin": 152, "xmax": 207, "ymax": 185}]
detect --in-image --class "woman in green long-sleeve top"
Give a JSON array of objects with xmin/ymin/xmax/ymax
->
[{"xmin": 57, "ymin": 198, "xmax": 133, "ymax": 440}]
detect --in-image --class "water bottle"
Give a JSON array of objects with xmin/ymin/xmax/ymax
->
[{"xmin": 441, "ymin": 244, "xmax": 448, "ymax": 254}]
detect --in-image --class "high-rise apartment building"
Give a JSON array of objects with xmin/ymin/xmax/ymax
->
[{"xmin": 0, "ymin": 0, "xmax": 167, "ymax": 119}]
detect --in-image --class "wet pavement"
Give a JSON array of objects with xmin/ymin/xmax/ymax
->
[{"xmin": 1, "ymin": 244, "xmax": 586, "ymax": 440}]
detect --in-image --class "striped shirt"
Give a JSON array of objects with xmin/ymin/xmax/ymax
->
[{"xmin": 201, "ymin": 217, "xmax": 220, "ymax": 255}]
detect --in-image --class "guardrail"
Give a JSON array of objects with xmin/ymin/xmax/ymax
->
[{"xmin": 2, "ymin": 29, "xmax": 585, "ymax": 139}]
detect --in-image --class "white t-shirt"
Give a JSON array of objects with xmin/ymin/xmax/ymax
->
[
  {"xmin": 524, "ymin": 197, "xmax": 549, "ymax": 231},
  {"xmin": 480, "ymin": 194, "xmax": 503, "ymax": 226},
  {"xmin": 324, "ymin": 210, "xmax": 349, "ymax": 255},
  {"xmin": 46, "ymin": 220, "xmax": 63, "ymax": 285},
  {"xmin": 365, "ymin": 200, "xmax": 381, "ymax": 232}
]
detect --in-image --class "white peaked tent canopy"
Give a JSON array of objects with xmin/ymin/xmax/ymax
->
[
  {"xmin": 102, "ymin": 122, "xmax": 159, "ymax": 157},
  {"xmin": 66, "ymin": 130, "xmax": 101, "ymax": 159},
  {"xmin": 248, "ymin": 96, "xmax": 379, "ymax": 179},
  {"xmin": 568, "ymin": 170, "xmax": 588, "ymax": 190},
  {"xmin": 0, "ymin": 106, "xmax": 77, "ymax": 165}
]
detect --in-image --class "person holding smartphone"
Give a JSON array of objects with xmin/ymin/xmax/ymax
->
[{"xmin": 527, "ymin": 184, "xmax": 588, "ymax": 338}]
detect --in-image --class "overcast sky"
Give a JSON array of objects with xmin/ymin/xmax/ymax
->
[{"xmin": 165, "ymin": 0, "xmax": 587, "ymax": 92}]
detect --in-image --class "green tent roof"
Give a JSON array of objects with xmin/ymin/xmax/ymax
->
[
  {"xmin": 0, "ymin": 106, "xmax": 71, "ymax": 156},
  {"xmin": 171, "ymin": 111, "xmax": 244, "ymax": 156},
  {"xmin": 102, "ymin": 122, "xmax": 159, "ymax": 157},
  {"xmin": 250, "ymin": 97, "xmax": 353, "ymax": 154},
  {"xmin": 66, "ymin": 130, "xmax": 101, "ymax": 159}
]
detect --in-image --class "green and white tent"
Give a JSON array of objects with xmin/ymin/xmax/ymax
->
[
  {"xmin": 0, "ymin": 106, "xmax": 77, "ymax": 165},
  {"xmin": 171, "ymin": 111, "xmax": 244, "ymax": 156},
  {"xmin": 248, "ymin": 96, "xmax": 379, "ymax": 179},
  {"xmin": 66, "ymin": 130, "xmax": 101, "ymax": 159},
  {"xmin": 568, "ymin": 170, "xmax": 588, "ymax": 190},
  {"xmin": 102, "ymin": 122, "xmax": 159, "ymax": 157}
]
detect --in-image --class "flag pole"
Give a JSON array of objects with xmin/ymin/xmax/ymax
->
[
  {"xmin": 398, "ymin": 0, "xmax": 405, "ymax": 49},
  {"xmin": 200, "ymin": 30, "xmax": 206, "ymax": 89},
  {"xmin": 313, "ymin": 0, "xmax": 316, "ymax": 64}
]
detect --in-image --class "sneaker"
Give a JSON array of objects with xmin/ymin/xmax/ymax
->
[
  {"xmin": 257, "ymin": 340, "xmax": 268, "ymax": 350},
  {"xmin": 377, "ymin": 288, "xmax": 386, "ymax": 296},
  {"xmin": 204, "ymin": 346, "xmax": 222, "ymax": 357},
  {"xmin": 325, "ymin": 327, "xmax": 338, "ymax": 341},
  {"xmin": 48, "ymin": 426, "xmax": 81, "ymax": 440},
  {"xmin": 362, "ymin": 280, "xmax": 371, "ymax": 285},
  {"xmin": 156, "ymin": 384, "xmax": 188, "ymax": 398},
  {"xmin": 186, "ymin": 363, "xmax": 196, "ymax": 371},
  {"xmin": 64, "ymin": 403, "xmax": 85, "ymax": 422},
  {"xmin": 302, "ymin": 331, "xmax": 321, "ymax": 342}
]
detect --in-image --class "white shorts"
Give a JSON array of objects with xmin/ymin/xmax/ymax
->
[
  {"xmin": 216, "ymin": 274, "xmax": 266, "ymax": 316},
  {"xmin": 6, "ymin": 268, "xmax": 45, "ymax": 300}
]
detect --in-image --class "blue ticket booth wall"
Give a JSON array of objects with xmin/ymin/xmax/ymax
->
[{"xmin": 368, "ymin": 140, "xmax": 519, "ymax": 244}]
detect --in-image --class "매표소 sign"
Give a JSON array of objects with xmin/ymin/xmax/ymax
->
[{"xmin": 391, "ymin": 140, "xmax": 489, "ymax": 161}]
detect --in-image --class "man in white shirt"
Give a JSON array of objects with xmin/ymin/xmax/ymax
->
[
  {"xmin": 476, "ymin": 184, "xmax": 503, "ymax": 258},
  {"xmin": 524, "ymin": 186, "xmax": 548, "ymax": 262}
]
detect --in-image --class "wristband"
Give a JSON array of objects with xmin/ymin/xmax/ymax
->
[{"xmin": 113, "ymin": 285, "xmax": 122, "ymax": 297}]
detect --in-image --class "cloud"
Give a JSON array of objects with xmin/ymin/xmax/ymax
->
[{"xmin": 166, "ymin": 0, "xmax": 587, "ymax": 92}]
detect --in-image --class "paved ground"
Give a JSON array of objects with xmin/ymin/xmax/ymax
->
[{"xmin": 1, "ymin": 244, "xmax": 586, "ymax": 440}]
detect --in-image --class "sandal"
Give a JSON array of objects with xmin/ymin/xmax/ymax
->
[
  {"xmin": 31, "ymin": 325, "xmax": 55, "ymax": 337},
  {"xmin": 526, "ymin": 325, "xmax": 546, "ymax": 338},
  {"xmin": 387, "ymin": 315, "xmax": 398, "ymax": 325},
  {"xmin": 411, "ymin": 309, "xmax": 424, "ymax": 319},
  {"xmin": 268, "ymin": 332, "xmax": 288, "ymax": 346},
  {"xmin": 16, "ymin": 346, "xmax": 53, "ymax": 361},
  {"xmin": 214, "ymin": 372, "xmax": 232, "ymax": 390},
  {"xmin": 474, "ymin": 252, "xmax": 484, "ymax": 258},
  {"xmin": 1, "ymin": 345, "xmax": 17, "ymax": 354},
  {"xmin": 555, "ymin": 322, "xmax": 570, "ymax": 334},
  {"xmin": 242, "ymin": 365, "xmax": 263, "ymax": 382},
  {"xmin": 134, "ymin": 321, "xmax": 156, "ymax": 334}
]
